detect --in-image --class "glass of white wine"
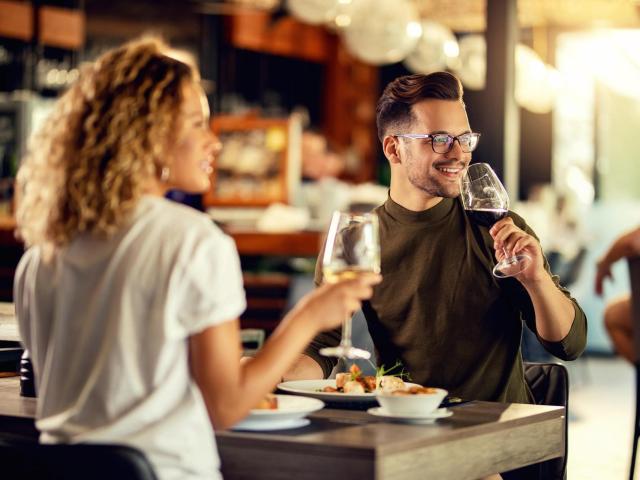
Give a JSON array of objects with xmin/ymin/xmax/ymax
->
[{"xmin": 319, "ymin": 211, "xmax": 381, "ymax": 360}]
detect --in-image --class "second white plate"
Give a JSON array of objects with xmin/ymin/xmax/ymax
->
[
  {"xmin": 367, "ymin": 407, "xmax": 453, "ymax": 424},
  {"xmin": 230, "ymin": 395, "xmax": 324, "ymax": 431},
  {"xmin": 231, "ymin": 418, "xmax": 311, "ymax": 432}
]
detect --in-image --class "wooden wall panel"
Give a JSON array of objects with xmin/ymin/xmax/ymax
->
[
  {"xmin": 323, "ymin": 40, "xmax": 378, "ymax": 183},
  {"xmin": 38, "ymin": 6, "xmax": 85, "ymax": 50},
  {"xmin": 228, "ymin": 13, "xmax": 330, "ymax": 63},
  {"xmin": 0, "ymin": 1, "xmax": 33, "ymax": 41}
]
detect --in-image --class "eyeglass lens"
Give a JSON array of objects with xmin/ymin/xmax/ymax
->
[{"xmin": 432, "ymin": 134, "xmax": 479, "ymax": 153}]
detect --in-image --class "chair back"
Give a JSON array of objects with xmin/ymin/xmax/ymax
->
[
  {"xmin": 629, "ymin": 257, "xmax": 640, "ymax": 363},
  {"xmin": 241, "ymin": 328, "xmax": 265, "ymax": 357},
  {"xmin": 524, "ymin": 362, "xmax": 569, "ymax": 480},
  {"xmin": 0, "ymin": 441, "xmax": 158, "ymax": 480}
]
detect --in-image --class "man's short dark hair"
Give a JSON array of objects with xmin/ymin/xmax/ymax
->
[{"xmin": 375, "ymin": 72, "xmax": 464, "ymax": 142}]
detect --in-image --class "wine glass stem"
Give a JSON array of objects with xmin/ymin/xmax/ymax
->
[
  {"xmin": 502, "ymin": 248, "xmax": 515, "ymax": 264},
  {"xmin": 340, "ymin": 316, "xmax": 353, "ymax": 348}
]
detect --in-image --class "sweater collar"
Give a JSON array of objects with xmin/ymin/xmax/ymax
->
[{"xmin": 383, "ymin": 194, "xmax": 455, "ymax": 225}]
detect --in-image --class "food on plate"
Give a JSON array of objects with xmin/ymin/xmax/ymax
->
[
  {"xmin": 342, "ymin": 380, "xmax": 365, "ymax": 393},
  {"xmin": 320, "ymin": 363, "xmax": 408, "ymax": 394},
  {"xmin": 254, "ymin": 393, "xmax": 278, "ymax": 410},
  {"xmin": 390, "ymin": 386, "xmax": 439, "ymax": 395},
  {"xmin": 377, "ymin": 375, "xmax": 405, "ymax": 393}
]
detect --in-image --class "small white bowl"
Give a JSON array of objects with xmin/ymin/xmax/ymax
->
[{"xmin": 375, "ymin": 387, "xmax": 448, "ymax": 416}]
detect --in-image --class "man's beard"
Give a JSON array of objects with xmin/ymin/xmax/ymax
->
[{"xmin": 407, "ymin": 167, "xmax": 460, "ymax": 198}]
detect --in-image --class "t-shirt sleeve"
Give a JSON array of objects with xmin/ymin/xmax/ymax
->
[
  {"xmin": 509, "ymin": 213, "xmax": 588, "ymax": 360},
  {"xmin": 174, "ymin": 232, "xmax": 246, "ymax": 336},
  {"xmin": 13, "ymin": 248, "xmax": 34, "ymax": 351}
]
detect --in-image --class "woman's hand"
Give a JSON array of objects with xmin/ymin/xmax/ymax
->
[
  {"xmin": 290, "ymin": 273, "xmax": 382, "ymax": 332},
  {"xmin": 490, "ymin": 217, "xmax": 546, "ymax": 284},
  {"xmin": 191, "ymin": 272, "xmax": 381, "ymax": 430}
]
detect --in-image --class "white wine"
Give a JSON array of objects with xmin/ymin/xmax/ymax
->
[{"xmin": 323, "ymin": 266, "xmax": 378, "ymax": 284}]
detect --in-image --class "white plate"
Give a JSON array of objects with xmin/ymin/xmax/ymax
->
[
  {"xmin": 231, "ymin": 418, "xmax": 311, "ymax": 432},
  {"xmin": 230, "ymin": 395, "xmax": 324, "ymax": 431},
  {"xmin": 367, "ymin": 407, "xmax": 453, "ymax": 424},
  {"xmin": 277, "ymin": 379, "xmax": 422, "ymax": 403}
]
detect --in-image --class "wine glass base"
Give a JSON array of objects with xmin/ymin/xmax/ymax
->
[
  {"xmin": 319, "ymin": 346, "xmax": 371, "ymax": 360},
  {"xmin": 493, "ymin": 254, "xmax": 532, "ymax": 278}
]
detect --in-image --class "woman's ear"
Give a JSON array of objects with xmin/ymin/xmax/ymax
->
[{"xmin": 382, "ymin": 136, "xmax": 401, "ymax": 165}]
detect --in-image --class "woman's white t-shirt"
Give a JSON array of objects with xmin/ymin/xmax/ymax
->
[{"xmin": 14, "ymin": 196, "xmax": 246, "ymax": 480}]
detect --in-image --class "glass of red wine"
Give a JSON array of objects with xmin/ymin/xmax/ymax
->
[{"xmin": 460, "ymin": 163, "xmax": 531, "ymax": 278}]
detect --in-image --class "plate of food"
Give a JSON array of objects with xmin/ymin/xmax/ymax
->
[
  {"xmin": 277, "ymin": 364, "xmax": 420, "ymax": 403},
  {"xmin": 231, "ymin": 394, "xmax": 324, "ymax": 431}
]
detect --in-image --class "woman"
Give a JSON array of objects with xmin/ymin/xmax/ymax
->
[{"xmin": 13, "ymin": 37, "xmax": 380, "ymax": 479}]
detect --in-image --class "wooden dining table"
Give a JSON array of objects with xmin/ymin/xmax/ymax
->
[{"xmin": 0, "ymin": 376, "xmax": 564, "ymax": 480}]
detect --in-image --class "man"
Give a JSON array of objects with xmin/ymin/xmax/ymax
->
[
  {"xmin": 596, "ymin": 226, "xmax": 640, "ymax": 363},
  {"xmin": 285, "ymin": 72, "xmax": 587, "ymax": 406}
]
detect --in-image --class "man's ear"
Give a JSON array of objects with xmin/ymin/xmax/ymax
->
[{"xmin": 382, "ymin": 136, "xmax": 402, "ymax": 165}]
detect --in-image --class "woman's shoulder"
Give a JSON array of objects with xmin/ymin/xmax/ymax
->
[
  {"xmin": 133, "ymin": 197, "xmax": 236, "ymax": 262},
  {"xmin": 139, "ymin": 196, "xmax": 223, "ymax": 236}
]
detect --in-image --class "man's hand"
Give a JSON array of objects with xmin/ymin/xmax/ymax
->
[
  {"xmin": 594, "ymin": 260, "xmax": 613, "ymax": 296},
  {"xmin": 490, "ymin": 217, "xmax": 576, "ymax": 343},
  {"xmin": 594, "ymin": 227, "xmax": 640, "ymax": 296},
  {"xmin": 490, "ymin": 217, "xmax": 545, "ymax": 284}
]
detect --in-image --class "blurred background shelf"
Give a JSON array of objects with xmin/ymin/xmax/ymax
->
[{"xmin": 225, "ymin": 227, "xmax": 320, "ymax": 256}]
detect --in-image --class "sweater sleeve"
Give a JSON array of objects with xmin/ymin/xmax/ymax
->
[
  {"xmin": 303, "ymin": 327, "xmax": 341, "ymax": 378},
  {"xmin": 509, "ymin": 212, "xmax": 588, "ymax": 360}
]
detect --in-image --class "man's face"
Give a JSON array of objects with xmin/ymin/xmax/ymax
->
[{"xmin": 394, "ymin": 99, "xmax": 473, "ymax": 198}]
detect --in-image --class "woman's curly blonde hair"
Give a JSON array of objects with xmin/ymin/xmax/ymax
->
[{"xmin": 16, "ymin": 36, "xmax": 196, "ymax": 253}]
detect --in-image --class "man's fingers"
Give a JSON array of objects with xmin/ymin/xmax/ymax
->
[
  {"xmin": 511, "ymin": 236, "xmax": 536, "ymax": 256},
  {"xmin": 489, "ymin": 217, "xmax": 514, "ymax": 236},
  {"xmin": 491, "ymin": 224, "xmax": 521, "ymax": 248}
]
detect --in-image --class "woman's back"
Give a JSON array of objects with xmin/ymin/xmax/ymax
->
[{"xmin": 15, "ymin": 196, "xmax": 246, "ymax": 479}]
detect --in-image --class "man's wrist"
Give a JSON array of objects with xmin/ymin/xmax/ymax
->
[{"xmin": 520, "ymin": 271, "xmax": 553, "ymax": 291}]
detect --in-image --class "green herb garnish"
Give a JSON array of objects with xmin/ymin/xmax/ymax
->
[{"xmin": 374, "ymin": 361, "xmax": 412, "ymax": 381}]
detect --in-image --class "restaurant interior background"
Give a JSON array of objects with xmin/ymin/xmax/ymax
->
[{"xmin": 1, "ymin": 0, "xmax": 640, "ymax": 477}]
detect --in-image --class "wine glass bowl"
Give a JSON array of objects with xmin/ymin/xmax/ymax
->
[
  {"xmin": 460, "ymin": 163, "xmax": 531, "ymax": 278},
  {"xmin": 319, "ymin": 211, "xmax": 381, "ymax": 360}
]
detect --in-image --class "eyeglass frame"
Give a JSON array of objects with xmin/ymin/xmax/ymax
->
[{"xmin": 393, "ymin": 132, "xmax": 481, "ymax": 154}]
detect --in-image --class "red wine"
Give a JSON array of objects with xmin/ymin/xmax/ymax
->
[{"xmin": 466, "ymin": 208, "xmax": 508, "ymax": 227}]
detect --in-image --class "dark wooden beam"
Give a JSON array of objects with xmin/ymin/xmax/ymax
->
[{"xmin": 484, "ymin": 0, "xmax": 520, "ymax": 198}]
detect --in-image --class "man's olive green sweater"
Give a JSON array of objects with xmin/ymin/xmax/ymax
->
[{"xmin": 304, "ymin": 196, "xmax": 587, "ymax": 403}]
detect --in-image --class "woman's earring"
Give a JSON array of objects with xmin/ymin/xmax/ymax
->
[{"xmin": 160, "ymin": 166, "xmax": 170, "ymax": 183}]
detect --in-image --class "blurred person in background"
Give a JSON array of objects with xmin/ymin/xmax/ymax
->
[
  {"xmin": 301, "ymin": 130, "xmax": 345, "ymax": 181},
  {"xmin": 595, "ymin": 226, "xmax": 640, "ymax": 363},
  {"xmin": 13, "ymin": 36, "xmax": 380, "ymax": 480}
]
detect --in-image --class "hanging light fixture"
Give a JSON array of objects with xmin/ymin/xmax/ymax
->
[
  {"xmin": 515, "ymin": 44, "xmax": 558, "ymax": 114},
  {"xmin": 404, "ymin": 20, "xmax": 459, "ymax": 74},
  {"xmin": 286, "ymin": 0, "xmax": 343, "ymax": 25},
  {"xmin": 341, "ymin": 0, "xmax": 422, "ymax": 65},
  {"xmin": 452, "ymin": 34, "xmax": 486, "ymax": 90}
]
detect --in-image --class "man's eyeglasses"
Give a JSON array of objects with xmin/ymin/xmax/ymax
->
[{"xmin": 394, "ymin": 132, "xmax": 481, "ymax": 154}]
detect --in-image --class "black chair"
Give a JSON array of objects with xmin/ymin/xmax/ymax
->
[
  {"xmin": 502, "ymin": 362, "xmax": 569, "ymax": 480},
  {"xmin": 526, "ymin": 361, "xmax": 569, "ymax": 480},
  {"xmin": 628, "ymin": 257, "xmax": 640, "ymax": 480},
  {"xmin": 0, "ymin": 441, "xmax": 158, "ymax": 480}
]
